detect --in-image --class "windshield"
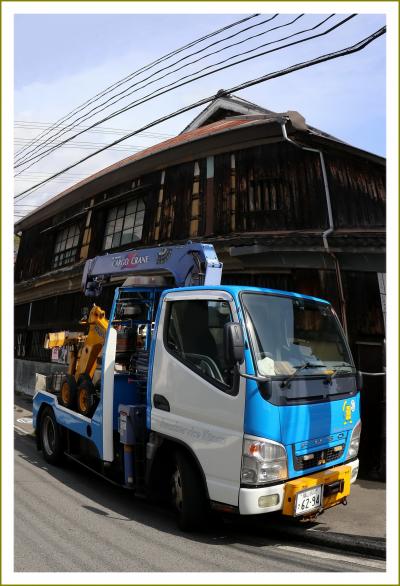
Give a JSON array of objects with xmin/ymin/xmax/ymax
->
[{"xmin": 241, "ymin": 293, "xmax": 354, "ymax": 378}]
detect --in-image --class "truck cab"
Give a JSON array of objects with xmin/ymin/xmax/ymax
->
[{"xmin": 33, "ymin": 244, "xmax": 360, "ymax": 530}]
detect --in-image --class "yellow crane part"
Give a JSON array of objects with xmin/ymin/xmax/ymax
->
[
  {"xmin": 44, "ymin": 331, "xmax": 85, "ymax": 348},
  {"xmin": 44, "ymin": 304, "xmax": 109, "ymax": 382},
  {"xmin": 77, "ymin": 304, "xmax": 109, "ymax": 381}
]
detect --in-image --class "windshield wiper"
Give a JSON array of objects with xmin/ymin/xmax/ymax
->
[
  {"xmin": 280, "ymin": 362, "xmax": 326, "ymax": 389},
  {"xmin": 325, "ymin": 364, "xmax": 354, "ymax": 384}
]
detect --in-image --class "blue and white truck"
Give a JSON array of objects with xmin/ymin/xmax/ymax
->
[{"xmin": 33, "ymin": 242, "xmax": 361, "ymax": 530}]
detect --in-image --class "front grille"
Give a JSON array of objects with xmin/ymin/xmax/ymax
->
[{"xmin": 293, "ymin": 444, "xmax": 345, "ymax": 471}]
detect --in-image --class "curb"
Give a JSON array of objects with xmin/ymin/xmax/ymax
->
[
  {"xmin": 15, "ymin": 390, "xmax": 34, "ymax": 402},
  {"xmin": 275, "ymin": 525, "xmax": 386, "ymax": 560}
]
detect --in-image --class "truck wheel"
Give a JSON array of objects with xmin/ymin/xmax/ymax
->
[
  {"xmin": 77, "ymin": 375, "xmax": 97, "ymax": 417},
  {"xmin": 170, "ymin": 450, "xmax": 208, "ymax": 531},
  {"xmin": 40, "ymin": 407, "xmax": 64, "ymax": 465},
  {"xmin": 59, "ymin": 374, "xmax": 77, "ymax": 409}
]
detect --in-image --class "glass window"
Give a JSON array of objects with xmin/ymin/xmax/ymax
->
[
  {"xmin": 103, "ymin": 198, "xmax": 145, "ymax": 250},
  {"xmin": 52, "ymin": 223, "xmax": 80, "ymax": 269},
  {"xmin": 121, "ymin": 230, "xmax": 132, "ymax": 245},
  {"xmin": 136, "ymin": 210, "xmax": 145, "ymax": 226},
  {"xmin": 124, "ymin": 214, "xmax": 135, "ymax": 230},
  {"xmin": 241, "ymin": 293, "xmax": 354, "ymax": 378},
  {"xmin": 126, "ymin": 200, "xmax": 137, "ymax": 215},
  {"xmin": 165, "ymin": 300, "xmax": 233, "ymax": 388}
]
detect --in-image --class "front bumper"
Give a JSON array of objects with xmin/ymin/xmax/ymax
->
[{"xmin": 238, "ymin": 459, "xmax": 359, "ymax": 515}]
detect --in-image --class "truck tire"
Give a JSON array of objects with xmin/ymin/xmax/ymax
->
[
  {"xmin": 40, "ymin": 407, "xmax": 64, "ymax": 465},
  {"xmin": 77, "ymin": 374, "xmax": 97, "ymax": 418},
  {"xmin": 170, "ymin": 450, "xmax": 208, "ymax": 532},
  {"xmin": 59, "ymin": 374, "xmax": 77, "ymax": 409}
]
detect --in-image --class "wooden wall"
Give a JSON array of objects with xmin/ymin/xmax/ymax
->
[{"xmin": 15, "ymin": 141, "xmax": 385, "ymax": 284}]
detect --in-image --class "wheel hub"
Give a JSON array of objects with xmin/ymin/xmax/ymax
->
[
  {"xmin": 61, "ymin": 383, "xmax": 70, "ymax": 404},
  {"xmin": 171, "ymin": 468, "xmax": 183, "ymax": 511}
]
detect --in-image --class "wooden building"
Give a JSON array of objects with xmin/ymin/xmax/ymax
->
[{"xmin": 14, "ymin": 94, "xmax": 386, "ymax": 479}]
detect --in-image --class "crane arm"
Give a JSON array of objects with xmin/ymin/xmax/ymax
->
[{"xmin": 82, "ymin": 242, "xmax": 222, "ymax": 297}]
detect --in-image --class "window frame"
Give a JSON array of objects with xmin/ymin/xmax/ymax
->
[
  {"xmin": 162, "ymin": 294, "xmax": 239, "ymax": 396},
  {"xmin": 102, "ymin": 197, "xmax": 145, "ymax": 251},
  {"xmin": 52, "ymin": 222, "xmax": 81, "ymax": 269}
]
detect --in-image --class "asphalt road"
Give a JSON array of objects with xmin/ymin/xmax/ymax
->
[{"xmin": 14, "ymin": 427, "xmax": 385, "ymax": 574}]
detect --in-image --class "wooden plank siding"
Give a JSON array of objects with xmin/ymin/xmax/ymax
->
[
  {"xmin": 325, "ymin": 152, "xmax": 386, "ymax": 228},
  {"xmin": 233, "ymin": 143, "xmax": 328, "ymax": 232},
  {"xmin": 15, "ymin": 141, "xmax": 385, "ymax": 285}
]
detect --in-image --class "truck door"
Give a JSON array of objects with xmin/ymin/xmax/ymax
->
[{"xmin": 150, "ymin": 290, "xmax": 246, "ymax": 506}]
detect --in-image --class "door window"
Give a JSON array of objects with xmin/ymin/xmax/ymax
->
[{"xmin": 165, "ymin": 300, "xmax": 233, "ymax": 389}]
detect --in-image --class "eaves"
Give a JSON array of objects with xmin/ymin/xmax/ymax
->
[{"xmin": 13, "ymin": 114, "xmax": 297, "ymax": 233}]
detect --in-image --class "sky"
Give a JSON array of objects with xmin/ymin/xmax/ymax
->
[{"xmin": 13, "ymin": 9, "xmax": 387, "ymax": 221}]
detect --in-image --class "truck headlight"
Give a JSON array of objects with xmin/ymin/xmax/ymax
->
[
  {"xmin": 347, "ymin": 420, "xmax": 361, "ymax": 459},
  {"xmin": 241, "ymin": 436, "xmax": 288, "ymax": 485}
]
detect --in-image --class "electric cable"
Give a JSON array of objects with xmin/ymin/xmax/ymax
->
[
  {"xmin": 15, "ymin": 14, "xmax": 329, "ymax": 167},
  {"xmin": 14, "ymin": 25, "xmax": 385, "ymax": 204},
  {"xmin": 15, "ymin": 13, "xmax": 282, "ymax": 166},
  {"xmin": 15, "ymin": 120, "xmax": 173, "ymax": 139},
  {"xmin": 14, "ymin": 13, "xmax": 260, "ymax": 159},
  {"xmin": 15, "ymin": 14, "xmax": 353, "ymax": 172}
]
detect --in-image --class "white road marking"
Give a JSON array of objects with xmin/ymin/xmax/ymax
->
[
  {"xmin": 14, "ymin": 425, "xmax": 33, "ymax": 436},
  {"xmin": 17, "ymin": 417, "xmax": 33, "ymax": 424},
  {"xmin": 277, "ymin": 544, "xmax": 386, "ymax": 570}
]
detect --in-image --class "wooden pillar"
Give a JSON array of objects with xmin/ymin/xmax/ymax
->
[
  {"xmin": 189, "ymin": 162, "xmax": 201, "ymax": 237},
  {"xmin": 205, "ymin": 156, "xmax": 215, "ymax": 236},
  {"xmin": 154, "ymin": 170, "xmax": 166, "ymax": 242},
  {"xmin": 79, "ymin": 197, "xmax": 94, "ymax": 261},
  {"xmin": 230, "ymin": 154, "xmax": 236, "ymax": 232}
]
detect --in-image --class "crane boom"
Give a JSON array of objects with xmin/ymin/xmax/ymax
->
[{"xmin": 82, "ymin": 242, "xmax": 222, "ymax": 297}]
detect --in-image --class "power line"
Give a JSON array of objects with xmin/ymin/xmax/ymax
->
[
  {"xmin": 14, "ymin": 120, "xmax": 173, "ymax": 139},
  {"xmin": 15, "ymin": 139, "xmax": 144, "ymax": 153},
  {"xmin": 14, "ymin": 13, "xmax": 282, "ymax": 167},
  {"xmin": 15, "ymin": 14, "xmax": 353, "ymax": 173},
  {"xmin": 14, "ymin": 25, "xmax": 385, "ymax": 204},
  {"xmin": 15, "ymin": 172, "xmax": 94, "ymax": 179},
  {"xmin": 16, "ymin": 14, "xmax": 327, "ymax": 168},
  {"xmin": 14, "ymin": 13, "xmax": 260, "ymax": 160}
]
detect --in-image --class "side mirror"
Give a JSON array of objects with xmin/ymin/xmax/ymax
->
[
  {"xmin": 356, "ymin": 370, "xmax": 363, "ymax": 391},
  {"xmin": 224, "ymin": 322, "xmax": 245, "ymax": 367}
]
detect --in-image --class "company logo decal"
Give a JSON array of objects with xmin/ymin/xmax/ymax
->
[
  {"xmin": 112, "ymin": 252, "xmax": 150, "ymax": 269},
  {"xmin": 94, "ymin": 324, "xmax": 105, "ymax": 338},
  {"xmin": 342, "ymin": 399, "xmax": 355, "ymax": 425},
  {"xmin": 300, "ymin": 432, "xmax": 345, "ymax": 450},
  {"xmin": 157, "ymin": 248, "xmax": 172, "ymax": 264}
]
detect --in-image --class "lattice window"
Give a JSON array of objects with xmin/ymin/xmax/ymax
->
[
  {"xmin": 53, "ymin": 223, "xmax": 80, "ymax": 269},
  {"xmin": 15, "ymin": 331, "xmax": 28, "ymax": 358},
  {"xmin": 103, "ymin": 198, "xmax": 145, "ymax": 250}
]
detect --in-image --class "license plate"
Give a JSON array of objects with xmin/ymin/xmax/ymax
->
[{"xmin": 294, "ymin": 485, "xmax": 323, "ymax": 516}]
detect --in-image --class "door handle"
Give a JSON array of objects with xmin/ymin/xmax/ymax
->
[{"xmin": 153, "ymin": 394, "xmax": 170, "ymax": 412}]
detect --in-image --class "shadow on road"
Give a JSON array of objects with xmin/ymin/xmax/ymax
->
[{"xmin": 15, "ymin": 431, "xmax": 308, "ymax": 550}]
